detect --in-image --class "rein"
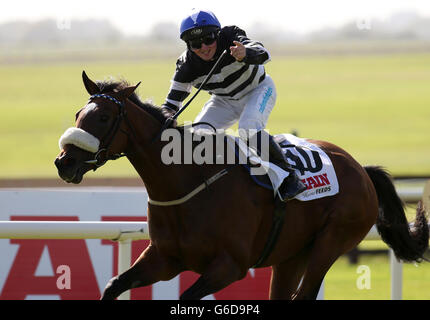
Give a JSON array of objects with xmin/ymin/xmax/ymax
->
[
  {"xmin": 148, "ymin": 168, "xmax": 229, "ymax": 206},
  {"xmin": 82, "ymin": 94, "xmax": 228, "ymax": 207}
]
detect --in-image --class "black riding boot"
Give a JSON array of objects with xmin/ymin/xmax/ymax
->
[{"xmin": 255, "ymin": 131, "xmax": 307, "ymax": 201}]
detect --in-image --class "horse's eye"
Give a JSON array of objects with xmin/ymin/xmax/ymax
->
[{"xmin": 100, "ymin": 115, "xmax": 110, "ymax": 123}]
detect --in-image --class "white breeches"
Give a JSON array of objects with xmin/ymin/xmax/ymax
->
[{"xmin": 194, "ymin": 75, "xmax": 277, "ymax": 139}]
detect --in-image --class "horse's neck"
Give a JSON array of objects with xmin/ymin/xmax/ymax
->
[{"xmin": 124, "ymin": 104, "xmax": 194, "ymax": 201}]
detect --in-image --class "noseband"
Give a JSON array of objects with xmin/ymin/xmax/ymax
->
[{"xmin": 84, "ymin": 93, "xmax": 132, "ymax": 170}]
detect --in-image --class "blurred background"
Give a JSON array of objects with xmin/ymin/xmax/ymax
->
[{"xmin": 0, "ymin": 0, "xmax": 429, "ymax": 181}]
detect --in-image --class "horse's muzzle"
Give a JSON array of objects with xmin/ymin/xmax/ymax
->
[{"xmin": 54, "ymin": 152, "xmax": 84, "ymax": 184}]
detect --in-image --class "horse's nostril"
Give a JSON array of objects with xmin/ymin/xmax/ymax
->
[
  {"xmin": 55, "ymin": 156, "xmax": 76, "ymax": 169},
  {"xmin": 63, "ymin": 157, "xmax": 76, "ymax": 167}
]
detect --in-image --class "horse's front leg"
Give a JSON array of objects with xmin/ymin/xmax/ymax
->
[
  {"xmin": 180, "ymin": 251, "xmax": 246, "ymax": 300},
  {"xmin": 101, "ymin": 244, "xmax": 182, "ymax": 300}
]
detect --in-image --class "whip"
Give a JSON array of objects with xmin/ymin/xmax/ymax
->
[{"xmin": 162, "ymin": 49, "xmax": 228, "ymax": 128}]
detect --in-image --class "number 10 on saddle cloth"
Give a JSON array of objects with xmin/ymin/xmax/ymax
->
[{"xmin": 235, "ymin": 133, "xmax": 339, "ymax": 201}]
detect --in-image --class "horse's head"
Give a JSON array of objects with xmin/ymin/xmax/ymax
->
[{"xmin": 54, "ymin": 71, "xmax": 140, "ymax": 183}]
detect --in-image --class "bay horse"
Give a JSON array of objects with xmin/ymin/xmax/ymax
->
[{"xmin": 54, "ymin": 71, "xmax": 428, "ymax": 300}]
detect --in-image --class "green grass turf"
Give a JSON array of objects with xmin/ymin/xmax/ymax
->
[
  {"xmin": 0, "ymin": 53, "xmax": 429, "ymax": 178},
  {"xmin": 324, "ymin": 252, "xmax": 430, "ymax": 300},
  {"xmin": 324, "ymin": 204, "xmax": 430, "ymax": 300},
  {"xmin": 0, "ymin": 53, "xmax": 429, "ymax": 299}
]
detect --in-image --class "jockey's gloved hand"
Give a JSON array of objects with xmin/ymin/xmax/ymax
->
[
  {"xmin": 161, "ymin": 105, "xmax": 176, "ymax": 118},
  {"xmin": 161, "ymin": 105, "xmax": 177, "ymax": 128}
]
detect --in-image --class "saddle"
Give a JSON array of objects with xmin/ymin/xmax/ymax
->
[{"xmin": 232, "ymin": 133, "xmax": 339, "ymax": 202}]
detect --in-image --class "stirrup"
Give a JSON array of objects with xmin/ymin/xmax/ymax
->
[{"xmin": 277, "ymin": 171, "xmax": 307, "ymax": 202}]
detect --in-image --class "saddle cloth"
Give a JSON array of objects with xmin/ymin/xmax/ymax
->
[{"xmin": 234, "ymin": 133, "xmax": 339, "ymax": 201}]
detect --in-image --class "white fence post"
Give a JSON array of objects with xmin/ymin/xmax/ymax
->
[
  {"xmin": 317, "ymin": 281, "xmax": 324, "ymax": 300},
  {"xmin": 117, "ymin": 239, "xmax": 132, "ymax": 300},
  {"xmin": 390, "ymin": 249, "xmax": 403, "ymax": 300}
]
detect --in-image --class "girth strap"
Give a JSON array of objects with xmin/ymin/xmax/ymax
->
[
  {"xmin": 252, "ymin": 195, "xmax": 286, "ymax": 268},
  {"xmin": 148, "ymin": 169, "xmax": 229, "ymax": 206},
  {"xmin": 148, "ymin": 165, "xmax": 285, "ymax": 268}
]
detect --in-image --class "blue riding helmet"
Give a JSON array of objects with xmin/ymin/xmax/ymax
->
[{"xmin": 180, "ymin": 9, "xmax": 221, "ymax": 42}]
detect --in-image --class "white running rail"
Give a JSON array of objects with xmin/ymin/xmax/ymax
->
[
  {"xmin": 0, "ymin": 186, "xmax": 426, "ymax": 300},
  {"xmin": 0, "ymin": 221, "xmax": 148, "ymax": 300}
]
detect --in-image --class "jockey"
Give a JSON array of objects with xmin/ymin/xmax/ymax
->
[{"xmin": 161, "ymin": 9, "xmax": 306, "ymax": 201}]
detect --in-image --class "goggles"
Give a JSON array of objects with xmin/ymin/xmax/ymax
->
[{"xmin": 189, "ymin": 33, "xmax": 217, "ymax": 50}]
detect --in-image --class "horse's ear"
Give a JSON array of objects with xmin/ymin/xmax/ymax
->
[
  {"xmin": 82, "ymin": 71, "xmax": 100, "ymax": 95},
  {"xmin": 117, "ymin": 81, "xmax": 142, "ymax": 100}
]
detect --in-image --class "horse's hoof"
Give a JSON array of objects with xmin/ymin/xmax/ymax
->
[{"xmin": 101, "ymin": 276, "xmax": 119, "ymax": 300}]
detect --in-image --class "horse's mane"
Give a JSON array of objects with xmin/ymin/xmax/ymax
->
[
  {"xmin": 96, "ymin": 78, "xmax": 166, "ymax": 124},
  {"xmin": 95, "ymin": 78, "xmax": 214, "ymax": 137},
  {"xmin": 92, "ymin": 78, "xmax": 246, "ymax": 166}
]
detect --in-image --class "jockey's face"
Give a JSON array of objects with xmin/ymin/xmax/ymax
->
[{"xmin": 190, "ymin": 40, "xmax": 217, "ymax": 61}]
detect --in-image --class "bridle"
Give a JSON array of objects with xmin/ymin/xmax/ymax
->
[
  {"xmin": 84, "ymin": 93, "xmax": 135, "ymax": 170},
  {"xmin": 81, "ymin": 92, "xmax": 214, "ymax": 170}
]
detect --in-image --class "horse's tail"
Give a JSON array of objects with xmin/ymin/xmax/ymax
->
[{"xmin": 365, "ymin": 165, "xmax": 429, "ymax": 263}]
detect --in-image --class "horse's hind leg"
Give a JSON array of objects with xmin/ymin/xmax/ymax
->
[
  {"xmin": 291, "ymin": 232, "xmax": 342, "ymax": 300},
  {"xmin": 180, "ymin": 251, "xmax": 245, "ymax": 300},
  {"xmin": 270, "ymin": 246, "xmax": 311, "ymax": 299},
  {"xmin": 292, "ymin": 217, "xmax": 370, "ymax": 300},
  {"xmin": 101, "ymin": 244, "xmax": 181, "ymax": 300}
]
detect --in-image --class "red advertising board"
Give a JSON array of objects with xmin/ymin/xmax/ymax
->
[{"xmin": 0, "ymin": 190, "xmax": 272, "ymax": 300}]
